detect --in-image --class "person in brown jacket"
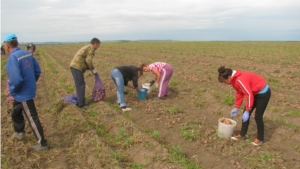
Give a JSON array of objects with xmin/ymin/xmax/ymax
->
[{"xmin": 70, "ymin": 38, "xmax": 101, "ymax": 109}]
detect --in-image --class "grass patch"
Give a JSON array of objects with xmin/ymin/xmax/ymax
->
[
  {"xmin": 59, "ymin": 76, "xmax": 66, "ymax": 84},
  {"xmin": 39, "ymin": 50, "xmax": 58, "ymax": 73},
  {"xmin": 115, "ymin": 128, "xmax": 127, "ymax": 142},
  {"xmin": 213, "ymin": 92, "xmax": 221, "ymax": 100},
  {"xmin": 108, "ymin": 102, "xmax": 119, "ymax": 110},
  {"xmin": 51, "ymin": 143, "xmax": 59, "ymax": 148},
  {"xmin": 62, "ymin": 113, "xmax": 74, "ymax": 121},
  {"xmin": 180, "ymin": 126, "xmax": 200, "ymax": 141},
  {"xmin": 244, "ymin": 152, "xmax": 274, "ymax": 168},
  {"xmin": 124, "ymin": 136, "xmax": 134, "ymax": 148},
  {"xmin": 222, "ymin": 94, "xmax": 235, "ymax": 106},
  {"xmin": 294, "ymin": 145, "xmax": 300, "ymax": 153},
  {"xmin": 269, "ymin": 105, "xmax": 285, "ymax": 113},
  {"xmin": 168, "ymin": 145, "xmax": 201, "ymax": 169},
  {"xmin": 267, "ymin": 77, "xmax": 280, "ymax": 85},
  {"xmin": 194, "ymin": 91, "xmax": 202, "ymax": 97},
  {"xmin": 124, "ymin": 112, "xmax": 133, "ymax": 120},
  {"xmin": 1, "ymin": 154, "xmax": 9, "ymax": 166},
  {"xmin": 285, "ymin": 109, "xmax": 300, "ymax": 117},
  {"xmin": 169, "ymin": 79, "xmax": 179, "ymax": 89},
  {"xmin": 143, "ymin": 129, "xmax": 151, "ymax": 133},
  {"xmin": 84, "ymin": 98, "xmax": 92, "ymax": 104},
  {"xmin": 86, "ymin": 109, "xmax": 98, "ymax": 117},
  {"xmin": 96, "ymin": 125, "xmax": 107, "ymax": 137},
  {"xmin": 259, "ymin": 154, "xmax": 273, "ymax": 162},
  {"xmin": 167, "ymin": 106, "xmax": 183, "ymax": 115},
  {"xmin": 150, "ymin": 130, "xmax": 160, "ymax": 140},
  {"xmin": 194, "ymin": 101, "xmax": 207, "ymax": 108},
  {"xmin": 144, "ymin": 142, "xmax": 153, "ymax": 149},
  {"xmin": 273, "ymin": 116, "xmax": 300, "ymax": 129},
  {"xmin": 194, "ymin": 119, "xmax": 205, "ymax": 126},
  {"xmin": 110, "ymin": 150, "xmax": 124, "ymax": 161},
  {"xmin": 131, "ymin": 163, "xmax": 144, "ymax": 169}
]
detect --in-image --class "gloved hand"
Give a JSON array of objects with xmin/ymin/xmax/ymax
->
[
  {"xmin": 154, "ymin": 83, "xmax": 159, "ymax": 88},
  {"xmin": 242, "ymin": 111, "xmax": 250, "ymax": 122},
  {"xmin": 231, "ymin": 109, "xmax": 238, "ymax": 116},
  {"xmin": 149, "ymin": 80, "xmax": 155, "ymax": 86},
  {"xmin": 92, "ymin": 69, "xmax": 97, "ymax": 74}
]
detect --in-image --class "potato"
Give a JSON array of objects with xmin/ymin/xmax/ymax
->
[
  {"xmin": 92, "ymin": 87, "xmax": 105, "ymax": 102},
  {"xmin": 220, "ymin": 117, "xmax": 233, "ymax": 125}
]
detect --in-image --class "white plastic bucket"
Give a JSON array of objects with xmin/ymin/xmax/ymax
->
[
  {"xmin": 217, "ymin": 118, "xmax": 237, "ymax": 139},
  {"xmin": 142, "ymin": 83, "xmax": 152, "ymax": 93}
]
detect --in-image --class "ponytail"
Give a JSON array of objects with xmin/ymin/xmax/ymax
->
[{"xmin": 218, "ymin": 66, "xmax": 232, "ymax": 83}]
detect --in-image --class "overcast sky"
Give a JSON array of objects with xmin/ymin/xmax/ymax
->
[{"xmin": 1, "ymin": 0, "xmax": 300, "ymax": 42}]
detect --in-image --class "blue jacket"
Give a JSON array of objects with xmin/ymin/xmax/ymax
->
[{"xmin": 6, "ymin": 47, "xmax": 41, "ymax": 102}]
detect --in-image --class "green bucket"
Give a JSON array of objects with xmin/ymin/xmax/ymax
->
[{"xmin": 138, "ymin": 88, "xmax": 148, "ymax": 100}]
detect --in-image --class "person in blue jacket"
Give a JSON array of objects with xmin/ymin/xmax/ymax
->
[{"xmin": 4, "ymin": 33, "xmax": 48, "ymax": 151}]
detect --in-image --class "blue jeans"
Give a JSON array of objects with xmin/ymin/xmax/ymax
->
[{"xmin": 110, "ymin": 68, "xmax": 126, "ymax": 107}]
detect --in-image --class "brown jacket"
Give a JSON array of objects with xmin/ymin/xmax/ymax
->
[{"xmin": 70, "ymin": 44, "xmax": 95, "ymax": 73}]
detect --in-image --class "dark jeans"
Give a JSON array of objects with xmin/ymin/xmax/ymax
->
[
  {"xmin": 70, "ymin": 67, "xmax": 86, "ymax": 107},
  {"xmin": 12, "ymin": 99, "xmax": 47, "ymax": 146},
  {"xmin": 240, "ymin": 88, "xmax": 271, "ymax": 141}
]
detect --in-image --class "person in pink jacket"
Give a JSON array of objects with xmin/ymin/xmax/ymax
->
[
  {"xmin": 218, "ymin": 66, "xmax": 271, "ymax": 146},
  {"xmin": 141, "ymin": 62, "xmax": 173, "ymax": 100}
]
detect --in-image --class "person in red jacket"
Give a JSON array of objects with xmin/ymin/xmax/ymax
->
[{"xmin": 218, "ymin": 66, "xmax": 271, "ymax": 146}]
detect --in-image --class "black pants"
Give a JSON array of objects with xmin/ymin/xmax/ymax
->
[
  {"xmin": 70, "ymin": 67, "xmax": 85, "ymax": 107},
  {"xmin": 240, "ymin": 88, "xmax": 271, "ymax": 141},
  {"xmin": 12, "ymin": 99, "xmax": 47, "ymax": 146}
]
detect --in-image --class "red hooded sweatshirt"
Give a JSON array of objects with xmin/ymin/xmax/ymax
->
[{"xmin": 230, "ymin": 70, "xmax": 267, "ymax": 112}]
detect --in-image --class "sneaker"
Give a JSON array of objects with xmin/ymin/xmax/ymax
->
[
  {"xmin": 13, "ymin": 132, "xmax": 25, "ymax": 140},
  {"xmin": 231, "ymin": 134, "xmax": 245, "ymax": 141},
  {"xmin": 122, "ymin": 107, "xmax": 132, "ymax": 112},
  {"xmin": 251, "ymin": 138, "xmax": 264, "ymax": 146},
  {"xmin": 30, "ymin": 144, "xmax": 49, "ymax": 151}
]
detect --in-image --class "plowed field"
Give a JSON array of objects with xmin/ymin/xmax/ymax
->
[{"xmin": 1, "ymin": 42, "xmax": 300, "ymax": 169}]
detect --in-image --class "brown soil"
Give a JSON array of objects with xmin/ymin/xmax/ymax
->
[{"xmin": 1, "ymin": 42, "xmax": 300, "ymax": 169}]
